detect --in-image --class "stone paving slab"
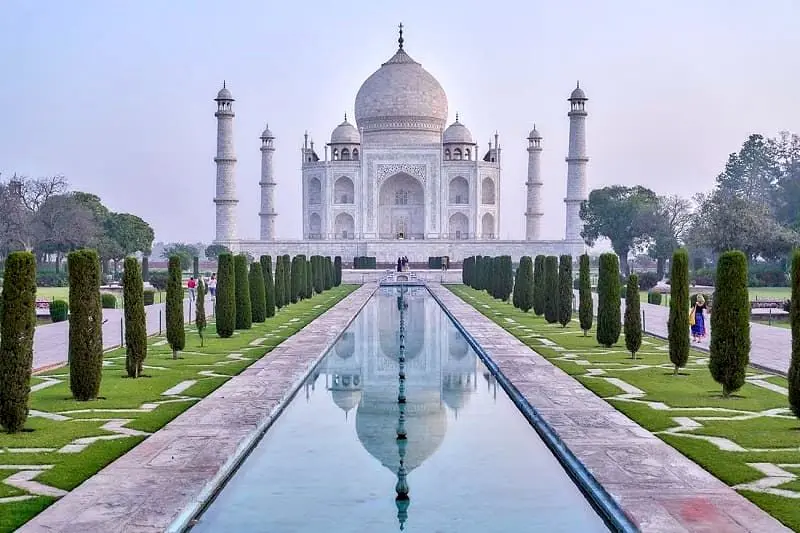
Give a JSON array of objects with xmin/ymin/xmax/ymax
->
[
  {"xmin": 17, "ymin": 284, "xmax": 376, "ymax": 533},
  {"xmin": 433, "ymin": 284, "xmax": 790, "ymax": 533}
]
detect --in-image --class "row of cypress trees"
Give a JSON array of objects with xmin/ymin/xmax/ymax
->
[{"xmin": 462, "ymin": 255, "xmax": 514, "ymax": 301}]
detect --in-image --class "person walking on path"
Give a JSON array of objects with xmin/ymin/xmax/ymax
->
[
  {"xmin": 690, "ymin": 294, "xmax": 707, "ymax": 342},
  {"xmin": 208, "ymin": 273, "xmax": 217, "ymax": 297},
  {"xmin": 187, "ymin": 276, "xmax": 197, "ymax": 303}
]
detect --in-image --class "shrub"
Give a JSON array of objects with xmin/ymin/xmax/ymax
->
[
  {"xmin": 216, "ymin": 253, "xmax": 235, "ymax": 337},
  {"xmin": 647, "ymin": 291, "xmax": 662, "ymax": 305},
  {"xmin": 196, "ymin": 276, "xmax": 207, "ymax": 347},
  {"xmin": 334, "ymin": 256, "xmax": 342, "ymax": 287},
  {"xmin": 166, "ymin": 256, "xmax": 185, "ymax": 359},
  {"xmin": 234, "ymin": 254, "xmax": 252, "ymax": 330},
  {"xmin": 261, "ymin": 255, "xmax": 275, "ymax": 318},
  {"xmin": 709, "ymin": 250, "xmax": 750, "ymax": 397},
  {"xmin": 149, "ymin": 271, "xmax": 168, "ymax": 291},
  {"xmin": 192, "ymin": 256, "xmax": 200, "ymax": 279},
  {"xmin": 353, "ymin": 256, "xmax": 377, "ymax": 269},
  {"xmin": 749, "ymin": 261, "xmax": 788, "ymax": 287},
  {"xmin": 578, "ymin": 254, "xmax": 593, "ymax": 336},
  {"xmin": 101, "ymin": 292, "xmax": 117, "ymax": 309},
  {"xmin": 143, "ymin": 290, "xmax": 155, "ymax": 306},
  {"xmin": 544, "ymin": 256, "xmax": 559, "ymax": 323},
  {"xmin": 142, "ymin": 256, "xmax": 149, "ymax": 282},
  {"xmin": 789, "ymin": 251, "xmax": 800, "ymax": 418},
  {"xmin": 0, "ymin": 251, "xmax": 36, "ymax": 432},
  {"xmin": 123, "ymin": 256, "xmax": 146, "ymax": 378},
  {"xmin": 558, "ymin": 255, "xmax": 573, "ymax": 327},
  {"xmin": 624, "ymin": 274, "xmax": 642, "ymax": 359},
  {"xmin": 68, "ymin": 249, "xmax": 103, "ymax": 401},
  {"xmin": 249, "ymin": 261, "xmax": 266, "ymax": 323},
  {"xmin": 637, "ymin": 271, "xmax": 659, "ymax": 290},
  {"xmin": 533, "ymin": 255, "xmax": 545, "ymax": 316},
  {"xmin": 596, "ymin": 253, "xmax": 621, "ymax": 347},
  {"xmin": 49, "ymin": 300, "xmax": 69, "ymax": 322}
]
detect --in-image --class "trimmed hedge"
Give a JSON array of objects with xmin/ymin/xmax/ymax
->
[
  {"xmin": 0, "ymin": 251, "xmax": 36, "ymax": 432},
  {"xmin": 261, "ymin": 255, "xmax": 275, "ymax": 318},
  {"xmin": 101, "ymin": 293, "xmax": 117, "ymax": 309},
  {"xmin": 334, "ymin": 256, "xmax": 342, "ymax": 287},
  {"xmin": 149, "ymin": 271, "xmax": 168, "ymax": 291},
  {"xmin": 668, "ymin": 248, "xmax": 690, "ymax": 374},
  {"xmin": 624, "ymin": 274, "xmax": 642, "ymax": 359},
  {"xmin": 68, "ymin": 249, "xmax": 103, "ymax": 401},
  {"xmin": 143, "ymin": 290, "xmax": 155, "ymax": 306},
  {"xmin": 544, "ymin": 256, "xmax": 559, "ymax": 323},
  {"xmin": 558, "ymin": 255, "xmax": 573, "ymax": 327},
  {"xmin": 533, "ymin": 255, "xmax": 545, "ymax": 316},
  {"xmin": 215, "ymin": 253, "xmax": 235, "ymax": 338},
  {"xmin": 647, "ymin": 291, "xmax": 662, "ymax": 305},
  {"xmin": 596, "ymin": 253, "xmax": 621, "ymax": 347},
  {"xmin": 123, "ymin": 256, "xmax": 147, "ymax": 377},
  {"xmin": 578, "ymin": 254, "xmax": 593, "ymax": 336},
  {"xmin": 463, "ymin": 256, "xmax": 474, "ymax": 287},
  {"xmin": 709, "ymin": 251, "xmax": 750, "ymax": 397},
  {"xmin": 249, "ymin": 261, "xmax": 266, "ymax": 323},
  {"xmin": 790, "ymin": 250, "xmax": 800, "ymax": 418},
  {"xmin": 49, "ymin": 300, "xmax": 69, "ymax": 322},
  {"xmin": 166, "ymin": 256, "xmax": 185, "ymax": 358},
  {"xmin": 353, "ymin": 256, "xmax": 377, "ymax": 269},
  {"xmin": 234, "ymin": 254, "xmax": 252, "ymax": 330}
]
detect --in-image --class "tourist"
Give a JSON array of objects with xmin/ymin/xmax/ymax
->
[
  {"xmin": 397, "ymin": 257, "xmax": 402, "ymax": 272},
  {"xmin": 187, "ymin": 276, "xmax": 197, "ymax": 303},
  {"xmin": 208, "ymin": 273, "xmax": 217, "ymax": 297},
  {"xmin": 690, "ymin": 294, "xmax": 707, "ymax": 342}
]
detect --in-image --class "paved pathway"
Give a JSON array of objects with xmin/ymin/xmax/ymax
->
[
  {"xmin": 32, "ymin": 297, "xmax": 215, "ymax": 372},
  {"xmin": 578, "ymin": 291, "xmax": 791, "ymax": 375},
  {"xmin": 18, "ymin": 284, "xmax": 376, "ymax": 533},
  {"xmin": 437, "ymin": 284, "xmax": 789, "ymax": 533}
]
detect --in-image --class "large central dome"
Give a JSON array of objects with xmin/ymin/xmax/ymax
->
[{"xmin": 354, "ymin": 45, "xmax": 448, "ymax": 135}]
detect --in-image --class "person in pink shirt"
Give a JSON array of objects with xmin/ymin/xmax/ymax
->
[{"xmin": 187, "ymin": 277, "xmax": 197, "ymax": 302}]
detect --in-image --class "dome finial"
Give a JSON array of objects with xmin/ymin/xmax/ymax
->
[
  {"xmin": 344, "ymin": 112, "xmax": 347, "ymax": 122},
  {"xmin": 223, "ymin": 80, "xmax": 226, "ymax": 89},
  {"xmin": 455, "ymin": 112, "xmax": 459, "ymax": 122},
  {"xmin": 398, "ymin": 22, "xmax": 404, "ymax": 50}
]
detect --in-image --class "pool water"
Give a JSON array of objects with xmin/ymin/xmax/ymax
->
[{"xmin": 191, "ymin": 286, "xmax": 610, "ymax": 532}]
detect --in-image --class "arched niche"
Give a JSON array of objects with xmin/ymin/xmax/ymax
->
[
  {"xmin": 378, "ymin": 173, "xmax": 424, "ymax": 239},
  {"xmin": 309, "ymin": 177, "xmax": 322, "ymax": 205},
  {"xmin": 334, "ymin": 212, "xmax": 355, "ymax": 239},
  {"xmin": 481, "ymin": 177, "xmax": 495, "ymax": 205},
  {"xmin": 334, "ymin": 176, "xmax": 355, "ymax": 204},
  {"xmin": 448, "ymin": 176, "xmax": 469, "ymax": 205}
]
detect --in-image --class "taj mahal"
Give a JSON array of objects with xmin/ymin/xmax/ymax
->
[{"xmin": 213, "ymin": 26, "xmax": 589, "ymax": 262}]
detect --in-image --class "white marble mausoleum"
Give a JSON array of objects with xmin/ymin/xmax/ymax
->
[{"xmin": 212, "ymin": 27, "xmax": 589, "ymax": 262}]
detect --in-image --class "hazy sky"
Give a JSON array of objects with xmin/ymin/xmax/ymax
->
[{"xmin": 1, "ymin": 0, "xmax": 798, "ymax": 243}]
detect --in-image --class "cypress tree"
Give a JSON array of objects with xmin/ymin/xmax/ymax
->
[
  {"xmin": 274, "ymin": 256, "xmax": 285, "ymax": 309},
  {"xmin": 142, "ymin": 255, "xmax": 149, "ymax": 282},
  {"xmin": 260, "ymin": 255, "xmax": 274, "ymax": 318},
  {"xmin": 789, "ymin": 250, "xmax": 800, "ymax": 417},
  {"xmin": 475, "ymin": 255, "xmax": 483, "ymax": 290},
  {"xmin": 668, "ymin": 248, "xmax": 690, "ymax": 374},
  {"xmin": 0, "ymin": 251, "xmax": 36, "ymax": 432},
  {"xmin": 282, "ymin": 254, "xmax": 291, "ymax": 304},
  {"xmin": 512, "ymin": 263, "xmax": 521, "ymax": 308},
  {"xmin": 596, "ymin": 253, "xmax": 621, "ymax": 348},
  {"xmin": 123, "ymin": 256, "xmax": 146, "ymax": 377},
  {"xmin": 491, "ymin": 257, "xmax": 500, "ymax": 298},
  {"xmin": 462, "ymin": 256, "xmax": 472, "ymax": 286},
  {"xmin": 533, "ymin": 255, "xmax": 545, "ymax": 316},
  {"xmin": 334, "ymin": 256, "xmax": 342, "ymax": 287},
  {"xmin": 68, "ymin": 249, "xmax": 103, "ymax": 400},
  {"xmin": 192, "ymin": 256, "xmax": 200, "ymax": 279},
  {"xmin": 196, "ymin": 277, "xmax": 207, "ymax": 347},
  {"xmin": 289, "ymin": 256, "xmax": 300, "ymax": 303},
  {"xmin": 518, "ymin": 256, "xmax": 534, "ymax": 312},
  {"xmin": 249, "ymin": 261, "xmax": 266, "ymax": 323},
  {"xmin": 325, "ymin": 256, "xmax": 334, "ymax": 290},
  {"xmin": 502, "ymin": 256, "xmax": 514, "ymax": 301},
  {"xmin": 314, "ymin": 256, "xmax": 324, "ymax": 293},
  {"xmin": 305, "ymin": 257, "xmax": 313, "ymax": 298},
  {"xmin": 558, "ymin": 255, "xmax": 573, "ymax": 327},
  {"xmin": 234, "ymin": 254, "xmax": 252, "ymax": 329},
  {"xmin": 624, "ymin": 274, "xmax": 642, "ymax": 359},
  {"xmin": 544, "ymin": 256, "xmax": 559, "ymax": 323},
  {"xmin": 216, "ymin": 253, "xmax": 236, "ymax": 337},
  {"xmin": 166, "ymin": 255, "xmax": 185, "ymax": 359},
  {"xmin": 709, "ymin": 250, "xmax": 750, "ymax": 397},
  {"xmin": 578, "ymin": 254, "xmax": 593, "ymax": 336}
]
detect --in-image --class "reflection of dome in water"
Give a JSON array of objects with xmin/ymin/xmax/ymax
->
[
  {"xmin": 335, "ymin": 331, "xmax": 355, "ymax": 359},
  {"xmin": 379, "ymin": 295, "xmax": 424, "ymax": 360},
  {"xmin": 442, "ymin": 373, "xmax": 474, "ymax": 412},
  {"xmin": 356, "ymin": 392, "xmax": 447, "ymax": 472},
  {"xmin": 332, "ymin": 389, "xmax": 362, "ymax": 412},
  {"xmin": 449, "ymin": 332, "xmax": 469, "ymax": 360}
]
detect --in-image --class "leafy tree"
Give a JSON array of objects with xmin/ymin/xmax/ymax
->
[
  {"xmin": 161, "ymin": 243, "xmax": 200, "ymax": 271},
  {"xmin": 596, "ymin": 253, "xmax": 621, "ymax": 347},
  {"xmin": 274, "ymin": 256, "xmax": 285, "ymax": 309},
  {"xmin": 558, "ymin": 255, "xmax": 573, "ymax": 327},
  {"xmin": 533, "ymin": 255, "xmax": 545, "ymax": 316},
  {"xmin": 195, "ymin": 277, "xmax": 207, "ymax": 347},
  {"xmin": 334, "ymin": 256, "xmax": 342, "ymax": 286},
  {"xmin": 624, "ymin": 274, "xmax": 642, "ymax": 359},
  {"xmin": 249, "ymin": 261, "xmax": 266, "ymax": 323},
  {"xmin": 578, "ymin": 254, "xmax": 593, "ymax": 336},
  {"xmin": 68, "ymin": 249, "xmax": 103, "ymax": 400},
  {"xmin": 123, "ymin": 257, "xmax": 146, "ymax": 377},
  {"xmin": 166, "ymin": 256, "xmax": 185, "ymax": 359},
  {"xmin": 580, "ymin": 185, "xmax": 660, "ymax": 275},
  {"xmin": 544, "ymin": 256, "xmax": 559, "ymax": 323},
  {"xmin": 205, "ymin": 244, "xmax": 230, "ymax": 260},
  {"xmin": 261, "ymin": 255, "xmax": 275, "ymax": 318},
  {"xmin": 234, "ymin": 254, "xmax": 252, "ymax": 329},
  {"xmin": 647, "ymin": 195, "xmax": 694, "ymax": 278},
  {"xmin": 716, "ymin": 133, "xmax": 780, "ymax": 208},
  {"xmin": 709, "ymin": 251, "xmax": 750, "ymax": 397},
  {"xmin": 0, "ymin": 251, "xmax": 35, "ymax": 432},
  {"xmin": 216, "ymin": 253, "xmax": 235, "ymax": 337},
  {"xmin": 516, "ymin": 256, "xmax": 533, "ymax": 312},
  {"xmin": 668, "ymin": 248, "xmax": 690, "ymax": 374},
  {"xmin": 789, "ymin": 250, "xmax": 800, "ymax": 417}
]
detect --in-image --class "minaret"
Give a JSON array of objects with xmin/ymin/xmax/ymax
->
[
  {"xmin": 525, "ymin": 125, "xmax": 543, "ymax": 240},
  {"xmin": 214, "ymin": 82, "xmax": 238, "ymax": 242},
  {"xmin": 259, "ymin": 124, "xmax": 277, "ymax": 240},
  {"xmin": 564, "ymin": 82, "xmax": 589, "ymax": 241}
]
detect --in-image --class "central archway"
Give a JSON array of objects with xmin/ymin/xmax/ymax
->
[{"xmin": 378, "ymin": 173, "xmax": 425, "ymax": 239}]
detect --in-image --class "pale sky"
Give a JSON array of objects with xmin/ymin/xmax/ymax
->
[{"xmin": 1, "ymin": 0, "xmax": 798, "ymax": 243}]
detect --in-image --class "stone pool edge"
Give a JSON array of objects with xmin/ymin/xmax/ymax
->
[
  {"xmin": 17, "ymin": 283, "xmax": 377, "ymax": 533},
  {"xmin": 431, "ymin": 283, "xmax": 790, "ymax": 533}
]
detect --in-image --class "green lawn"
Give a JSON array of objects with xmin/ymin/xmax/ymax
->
[
  {"xmin": 638, "ymin": 287, "xmax": 790, "ymax": 307},
  {"xmin": 449, "ymin": 285, "xmax": 800, "ymax": 531},
  {"xmin": 35, "ymin": 287, "xmax": 169, "ymax": 308},
  {"xmin": 0, "ymin": 285, "xmax": 356, "ymax": 533}
]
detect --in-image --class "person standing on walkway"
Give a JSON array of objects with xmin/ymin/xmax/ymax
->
[
  {"xmin": 208, "ymin": 273, "xmax": 217, "ymax": 297},
  {"xmin": 690, "ymin": 294, "xmax": 707, "ymax": 342},
  {"xmin": 187, "ymin": 276, "xmax": 197, "ymax": 303}
]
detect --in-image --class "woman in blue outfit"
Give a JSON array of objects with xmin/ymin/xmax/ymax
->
[{"xmin": 691, "ymin": 294, "xmax": 707, "ymax": 342}]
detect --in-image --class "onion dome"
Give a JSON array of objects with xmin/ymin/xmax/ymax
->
[
  {"xmin": 443, "ymin": 115, "xmax": 473, "ymax": 144},
  {"xmin": 330, "ymin": 115, "xmax": 360, "ymax": 144},
  {"xmin": 569, "ymin": 82, "xmax": 587, "ymax": 100}
]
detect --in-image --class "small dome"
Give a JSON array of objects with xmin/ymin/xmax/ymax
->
[
  {"xmin": 331, "ymin": 389, "xmax": 362, "ymax": 413},
  {"xmin": 260, "ymin": 124, "xmax": 274, "ymax": 139},
  {"xmin": 216, "ymin": 85, "xmax": 233, "ymax": 101},
  {"xmin": 330, "ymin": 117, "xmax": 360, "ymax": 144},
  {"xmin": 443, "ymin": 117, "xmax": 473, "ymax": 144},
  {"xmin": 528, "ymin": 125, "xmax": 542, "ymax": 140},
  {"xmin": 569, "ymin": 83, "xmax": 587, "ymax": 100}
]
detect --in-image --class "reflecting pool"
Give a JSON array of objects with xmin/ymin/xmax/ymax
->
[{"xmin": 191, "ymin": 286, "xmax": 610, "ymax": 532}]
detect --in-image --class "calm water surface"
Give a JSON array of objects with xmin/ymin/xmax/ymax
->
[{"xmin": 192, "ymin": 287, "xmax": 609, "ymax": 532}]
